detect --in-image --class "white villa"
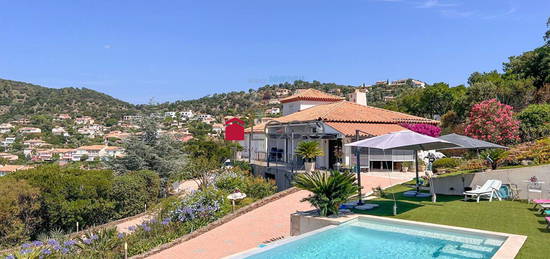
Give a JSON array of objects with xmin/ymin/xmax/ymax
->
[
  {"xmin": 0, "ymin": 123, "xmax": 14, "ymax": 134},
  {"xmin": 240, "ymin": 88, "xmax": 438, "ymax": 171}
]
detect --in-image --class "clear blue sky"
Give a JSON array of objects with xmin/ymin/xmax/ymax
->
[{"xmin": 0, "ymin": 0, "xmax": 548, "ymax": 104}]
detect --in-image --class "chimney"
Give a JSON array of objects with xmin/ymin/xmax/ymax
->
[{"xmin": 348, "ymin": 89, "xmax": 367, "ymax": 106}]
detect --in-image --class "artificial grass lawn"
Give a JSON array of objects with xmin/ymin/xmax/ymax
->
[{"xmin": 352, "ymin": 184, "xmax": 550, "ymax": 259}]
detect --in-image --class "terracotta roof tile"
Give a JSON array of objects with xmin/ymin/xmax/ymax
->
[
  {"xmin": 325, "ymin": 122, "xmax": 407, "ymax": 136},
  {"xmin": 273, "ymin": 101, "xmax": 438, "ymax": 124},
  {"xmin": 279, "ymin": 89, "xmax": 344, "ymax": 103}
]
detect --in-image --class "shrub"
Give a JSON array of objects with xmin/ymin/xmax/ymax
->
[
  {"xmin": 242, "ymin": 177, "xmax": 277, "ymax": 200},
  {"xmin": 432, "ymin": 158, "xmax": 461, "ymax": 169},
  {"xmin": 0, "ymin": 179, "xmax": 42, "ymax": 248},
  {"xmin": 465, "ymin": 99, "xmax": 520, "ymax": 145},
  {"xmin": 480, "ymin": 149, "xmax": 508, "ymax": 170},
  {"xmin": 401, "ymin": 123, "xmax": 442, "ymax": 137},
  {"xmin": 517, "ymin": 104, "xmax": 550, "ymax": 141},
  {"xmin": 294, "ymin": 171, "xmax": 356, "ymax": 217},
  {"xmin": 110, "ymin": 170, "xmax": 160, "ymax": 219},
  {"xmin": 458, "ymin": 159, "xmax": 487, "ymax": 170}
]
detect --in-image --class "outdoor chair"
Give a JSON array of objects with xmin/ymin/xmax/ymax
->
[
  {"xmin": 463, "ymin": 179, "xmax": 502, "ymax": 203},
  {"xmin": 526, "ymin": 181, "xmax": 544, "ymax": 203}
]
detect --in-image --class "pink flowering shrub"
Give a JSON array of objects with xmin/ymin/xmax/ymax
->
[
  {"xmin": 465, "ymin": 99, "xmax": 520, "ymax": 145},
  {"xmin": 401, "ymin": 123, "xmax": 441, "ymax": 137}
]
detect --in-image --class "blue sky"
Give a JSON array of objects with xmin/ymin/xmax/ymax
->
[{"xmin": 0, "ymin": 0, "xmax": 548, "ymax": 104}]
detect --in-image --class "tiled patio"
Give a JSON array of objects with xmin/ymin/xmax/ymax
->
[{"xmin": 147, "ymin": 175, "xmax": 410, "ymax": 259}]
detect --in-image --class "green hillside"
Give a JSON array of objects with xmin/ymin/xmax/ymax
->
[{"xmin": 0, "ymin": 79, "xmax": 138, "ymax": 123}]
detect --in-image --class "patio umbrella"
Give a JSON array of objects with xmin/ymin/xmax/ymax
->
[
  {"xmin": 438, "ymin": 133, "xmax": 507, "ymax": 154},
  {"xmin": 345, "ymin": 130, "xmax": 460, "ymax": 196}
]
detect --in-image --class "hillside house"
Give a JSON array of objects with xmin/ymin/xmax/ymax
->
[
  {"xmin": 57, "ymin": 114, "xmax": 71, "ymax": 120},
  {"xmin": 265, "ymin": 107, "xmax": 281, "ymax": 115},
  {"xmin": 19, "ymin": 127, "xmax": 41, "ymax": 134},
  {"xmin": 0, "ymin": 123, "xmax": 14, "ymax": 134},
  {"xmin": 1, "ymin": 137, "xmax": 16, "ymax": 148},
  {"xmin": 0, "ymin": 165, "xmax": 33, "ymax": 176},
  {"xmin": 240, "ymin": 89, "xmax": 438, "ymax": 171},
  {"xmin": 75, "ymin": 116, "xmax": 95, "ymax": 125},
  {"xmin": 23, "ymin": 139, "xmax": 49, "ymax": 149},
  {"xmin": 275, "ymin": 88, "xmax": 291, "ymax": 96},
  {"xmin": 52, "ymin": 127, "xmax": 68, "ymax": 136},
  {"xmin": 73, "ymin": 145, "xmax": 124, "ymax": 161},
  {"xmin": 0, "ymin": 152, "xmax": 18, "ymax": 161},
  {"xmin": 123, "ymin": 115, "xmax": 143, "ymax": 121},
  {"xmin": 212, "ymin": 123, "xmax": 224, "ymax": 135},
  {"xmin": 165, "ymin": 112, "xmax": 177, "ymax": 118},
  {"xmin": 181, "ymin": 111, "xmax": 194, "ymax": 120}
]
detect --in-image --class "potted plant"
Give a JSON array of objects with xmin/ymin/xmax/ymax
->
[
  {"xmin": 401, "ymin": 161, "xmax": 412, "ymax": 172},
  {"xmin": 294, "ymin": 170, "xmax": 356, "ymax": 216},
  {"xmin": 296, "ymin": 141, "xmax": 324, "ymax": 172}
]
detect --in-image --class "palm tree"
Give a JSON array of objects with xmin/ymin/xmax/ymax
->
[
  {"xmin": 294, "ymin": 170, "xmax": 356, "ymax": 217},
  {"xmin": 295, "ymin": 141, "xmax": 324, "ymax": 172}
]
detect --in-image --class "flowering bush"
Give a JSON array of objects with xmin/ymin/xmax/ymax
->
[
  {"xmin": 170, "ymin": 187, "xmax": 227, "ymax": 223},
  {"xmin": 400, "ymin": 123, "xmax": 441, "ymax": 137},
  {"xmin": 465, "ymin": 99, "xmax": 520, "ymax": 145}
]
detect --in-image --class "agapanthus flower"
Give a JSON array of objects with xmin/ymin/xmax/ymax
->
[
  {"xmin": 63, "ymin": 240, "xmax": 76, "ymax": 246},
  {"xmin": 117, "ymin": 233, "xmax": 125, "ymax": 239},
  {"xmin": 91, "ymin": 234, "xmax": 98, "ymax": 240},
  {"xmin": 6, "ymin": 255, "xmax": 15, "ymax": 259},
  {"xmin": 83, "ymin": 238, "xmax": 92, "ymax": 245},
  {"xmin": 128, "ymin": 226, "xmax": 136, "ymax": 231},
  {"xmin": 32, "ymin": 240, "xmax": 43, "ymax": 247},
  {"xmin": 42, "ymin": 249, "xmax": 51, "ymax": 255},
  {"xmin": 21, "ymin": 243, "xmax": 33, "ymax": 249},
  {"xmin": 47, "ymin": 239, "xmax": 59, "ymax": 246},
  {"xmin": 61, "ymin": 247, "xmax": 69, "ymax": 254},
  {"xmin": 143, "ymin": 225, "xmax": 152, "ymax": 232}
]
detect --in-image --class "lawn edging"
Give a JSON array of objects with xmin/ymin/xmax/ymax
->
[{"xmin": 131, "ymin": 187, "xmax": 301, "ymax": 259}]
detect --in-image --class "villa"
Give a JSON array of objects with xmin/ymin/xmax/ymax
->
[
  {"xmin": 0, "ymin": 165, "xmax": 33, "ymax": 176},
  {"xmin": 19, "ymin": 127, "xmax": 42, "ymax": 134},
  {"xmin": 75, "ymin": 116, "xmax": 95, "ymax": 125},
  {"xmin": 0, "ymin": 123, "xmax": 14, "ymax": 134},
  {"xmin": 241, "ymin": 89, "xmax": 437, "ymax": 171}
]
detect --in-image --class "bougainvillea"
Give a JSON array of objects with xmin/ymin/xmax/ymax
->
[
  {"xmin": 401, "ymin": 123, "xmax": 441, "ymax": 137},
  {"xmin": 465, "ymin": 99, "xmax": 520, "ymax": 145}
]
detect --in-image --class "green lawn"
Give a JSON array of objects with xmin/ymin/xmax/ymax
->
[{"xmin": 352, "ymin": 184, "xmax": 550, "ymax": 259}]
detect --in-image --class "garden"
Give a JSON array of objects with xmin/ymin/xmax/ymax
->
[{"xmin": 0, "ymin": 162, "xmax": 276, "ymax": 258}]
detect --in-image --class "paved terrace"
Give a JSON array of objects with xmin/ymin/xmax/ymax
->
[{"xmin": 148, "ymin": 174, "xmax": 411, "ymax": 259}]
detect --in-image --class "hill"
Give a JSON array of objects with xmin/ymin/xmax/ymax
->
[
  {"xmin": 148, "ymin": 80, "xmax": 416, "ymax": 118},
  {"xmin": 0, "ymin": 79, "xmax": 138, "ymax": 123}
]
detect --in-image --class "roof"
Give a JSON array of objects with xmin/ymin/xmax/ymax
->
[
  {"xmin": 272, "ymin": 101, "xmax": 438, "ymax": 124},
  {"xmin": 53, "ymin": 148, "xmax": 76, "ymax": 153},
  {"xmin": 24, "ymin": 139, "xmax": 46, "ymax": 143},
  {"xmin": 279, "ymin": 89, "xmax": 344, "ymax": 103},
  {"xmin": 438, "ymin": 134, "xmax": 507, "ymax": 149},
  {"xmin": 244, "ymin": 122, "xmax": 268, "ymax": 133},
  {"xmin": 325, "ymin": 122, "xmax": 407, "ymax": 137},
  {"xmin": 104, "ymin": 146, "xmax": 123, "ymax": 151},
  {"xmin": 77, "ymin": 145, "xmax": 106, "ymax": 151},
  {"xmin": 0, "ymin": 165, "xmax": 33, "ymax": 173}
]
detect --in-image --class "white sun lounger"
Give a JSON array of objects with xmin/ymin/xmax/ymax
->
[{"xmin": 463, "ymin": 180, "xmax": 502, "ymax": 203}]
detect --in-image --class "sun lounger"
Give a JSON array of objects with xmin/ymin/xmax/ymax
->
[
  {"xmin": 538, "ymin": 204, "xmax": 550, "ymax": 214},
  {"xmin": 546, "ymin": 217, "xmax": 550, "ymax": 229},
  {"xmin": 532, "ymin": 199, "xmax": 550, "ymax": 209},
  {"xmin": 463, "ymin": 180, "xmax": 502, "ymax": 203}
]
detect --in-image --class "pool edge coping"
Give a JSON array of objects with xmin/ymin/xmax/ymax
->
[{"xmin": 225, "ymin": 214, "xmax": 528, "ymax": 259}]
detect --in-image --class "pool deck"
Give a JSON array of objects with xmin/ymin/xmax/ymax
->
[{"xmin": 146, "ymin": 174, "xmax": 406, "ymax": 259}]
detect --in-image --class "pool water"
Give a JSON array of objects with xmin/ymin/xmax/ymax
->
[{"xmin": 245, "ymin": 218, "xmax": 505, "ymax": 259}]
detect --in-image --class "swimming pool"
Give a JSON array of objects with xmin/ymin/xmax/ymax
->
[{"xmin": 231, "ymin": 216, "xmax": 515, "ymax": 259}]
